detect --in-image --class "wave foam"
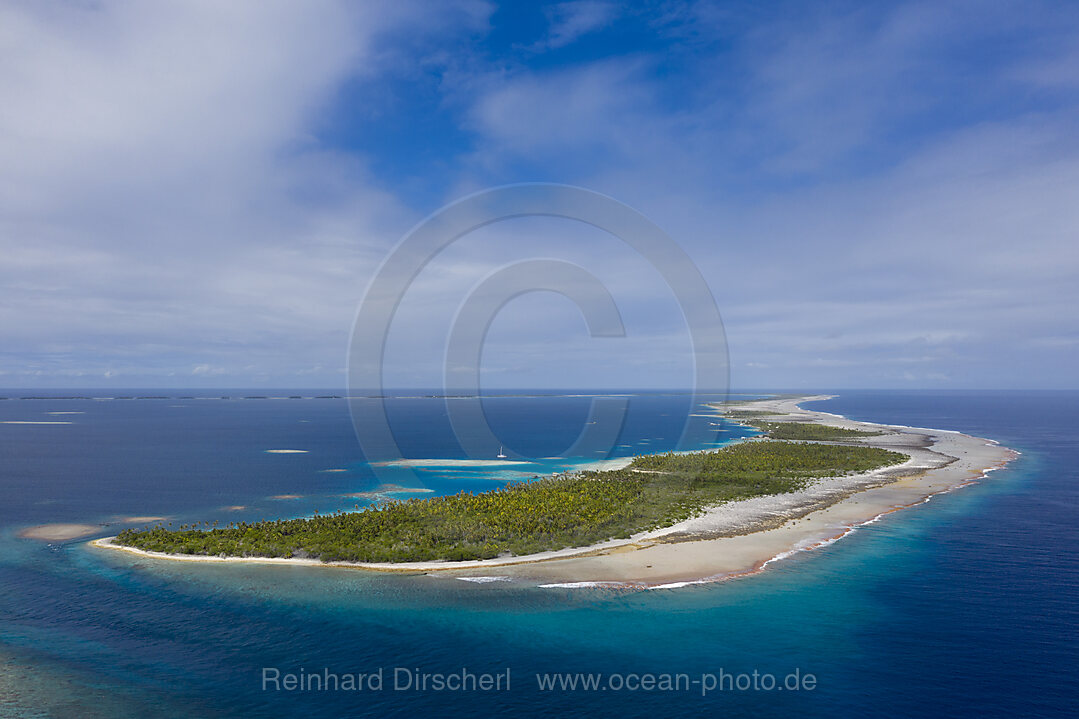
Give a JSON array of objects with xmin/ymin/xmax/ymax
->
[
  {"xmin": 2, "ymin": 420, "xmax": 73, "ymax": 425},
  {"xmin": 649, "ymin": 580, "xmax": 709, "ymax": 590},
  {"xmin": 538, "ymin": 581, "xmax": 625, "ymax": 589}
]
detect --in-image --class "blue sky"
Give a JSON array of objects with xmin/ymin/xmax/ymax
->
[{"xmin": 1, "ymin": 0, "xmax": 1077, "ymax": 389}]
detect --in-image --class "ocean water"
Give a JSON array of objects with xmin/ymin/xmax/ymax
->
[{"xmin": 0, "ymin": 390, "xmax": 1076, "ymax": 717}]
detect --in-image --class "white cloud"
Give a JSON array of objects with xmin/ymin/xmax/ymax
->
[
  {"xmin": 2, "ymin": 0, "xmax": 1077, "ymax": 389},
  {"xmin": 540, "ymin": 1, "xmax": 618, "ymax": 50},
  {"xmin": 449, "ymin": 2, "xmax": 1079, "ymax": 388},
  {"xmin": 0, "ymin": 1, "xmax": 485, "ymax": 386}
]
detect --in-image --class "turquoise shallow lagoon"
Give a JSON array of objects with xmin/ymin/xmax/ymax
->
[{"xmin": 1, "ymin": 390, "xmax": 1076, "ymax": 716}]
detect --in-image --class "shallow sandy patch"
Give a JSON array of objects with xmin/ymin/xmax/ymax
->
[
  {"xmin": 19, "ymin": 523, "xmax": 100, "ymax": 541},
  {"xmin": 374, "ymin": 459, "xmax": 531, "ymax": 468}
]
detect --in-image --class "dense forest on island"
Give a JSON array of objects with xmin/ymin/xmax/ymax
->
[{"xmin": 115, "ymin": 439, "xmax": 906, "ymax": 563}]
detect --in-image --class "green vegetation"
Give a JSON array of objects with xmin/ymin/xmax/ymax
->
[
  {"xmin": 722, "ymin": 410, "xmax": 785, "ymax": 419},
  {"xmin": 744, "ymin": 421, "xmax": 883, "ymax": 441},
  {"xmin": 717, "ymin": 394, "xmax": 803, "ymax": 407},
  {"xmin": 115, "ymin": 440, "xmax": 905, "ymax": 563}
]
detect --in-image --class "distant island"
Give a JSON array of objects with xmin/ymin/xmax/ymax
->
[{"xmin": 94, "ymin": 396, "xmax": 1018, "ymax": 587}]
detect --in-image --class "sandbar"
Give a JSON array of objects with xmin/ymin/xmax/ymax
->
[
  {"xmin": 374, "ymin": 459, "xmax": 531, "ymax": 467},
  {"xmin": 20, "ymin": 524, "xmax": 100, "ymax": 541},
  {"xmin": 344, "ymin": 485, "xmax": 436, "ymax": 500}
]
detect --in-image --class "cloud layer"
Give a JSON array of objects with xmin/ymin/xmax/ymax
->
[{"xmin": 1, "ymin": 0, "xmax": 1076, "ymax": 389}]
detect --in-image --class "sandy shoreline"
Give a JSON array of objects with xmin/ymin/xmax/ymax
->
[{"xmin": 90, "ymin": 395, "xmax": 1018, "ymax": 587}]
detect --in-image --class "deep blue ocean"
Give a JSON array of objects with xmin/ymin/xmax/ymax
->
[{"xmin": 1, "ymin": 390, "xmax": 1076, "ymax": 717}]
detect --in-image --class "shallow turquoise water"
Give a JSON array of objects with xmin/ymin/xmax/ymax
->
[{"xmin": 1, "ymin": 390, "xmax": 1075, "ymax": 716}]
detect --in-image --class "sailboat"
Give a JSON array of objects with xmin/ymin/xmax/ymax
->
[{"xmin": 497, "ymin": 445, "xmax": 507, "ymax": 459}]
